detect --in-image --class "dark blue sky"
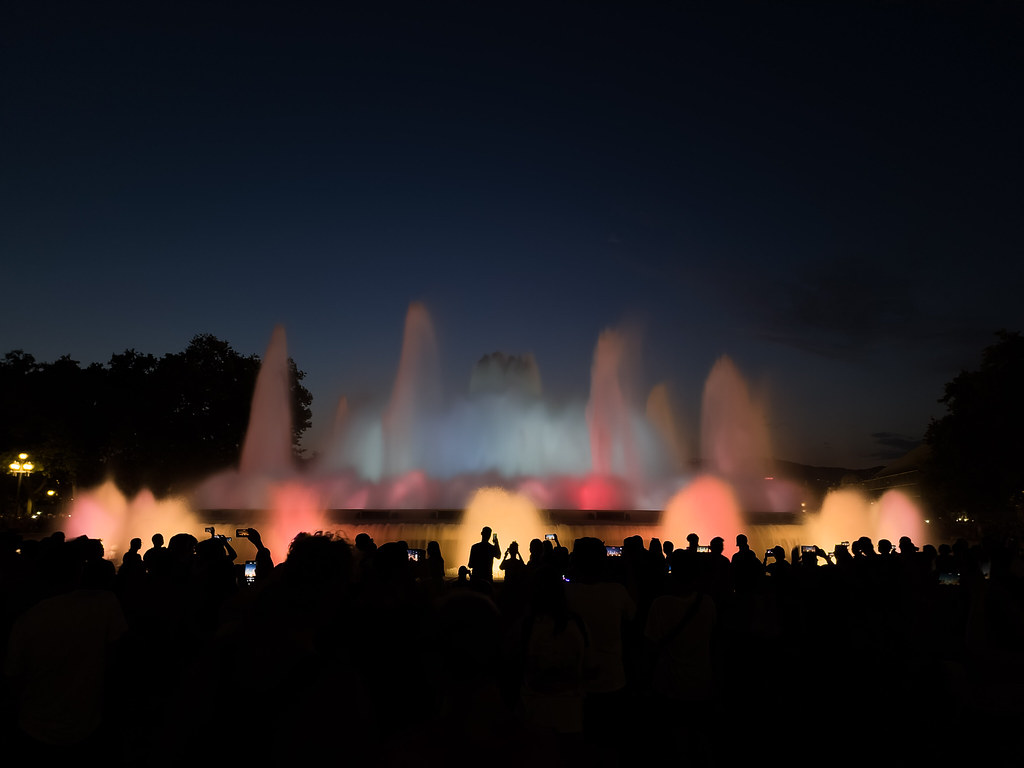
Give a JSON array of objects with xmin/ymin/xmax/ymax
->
[{"xmin": 3, "ymin": 1, "xmax": 1022, "ymax": 468}]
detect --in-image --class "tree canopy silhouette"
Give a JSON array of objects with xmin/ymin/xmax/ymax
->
[
  {"xmin": 925, "ymin": 330, "xmax": 1024, "ymax": 534},
  {"xmin": 0, "ymin": 335, "xmax": 312, "ymax": 505}
]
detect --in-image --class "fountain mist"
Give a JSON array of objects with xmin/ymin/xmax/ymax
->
[{"xmin": 59, "ymin": 302, "xmax": 928, "ymax": 565}]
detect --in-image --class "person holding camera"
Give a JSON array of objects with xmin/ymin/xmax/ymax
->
[{"xmin": 500, "ymin": 540, "xmax": 526, "ymax": 584}]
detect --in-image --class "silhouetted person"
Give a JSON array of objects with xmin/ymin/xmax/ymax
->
[
  {"xmin": 855, "ymin": 536, "xmax": 878, "ymax": 558},
  {"xmin": 500, "ymin": 540, "xmax": 526, "ymax": 583},
  {"xmin": 4, "ymin": 538, "xmax": 129, "ymax": 762},
  {"xmin": 142, "ymin": 533, "xmax": 169, "ymax": 578},
  {"xmin": 686, "ymin": 532, "xmax": 700, "ymax": 551},
  {"xmin": 527, "ymin": 538, "xmax": 545, "ymax": 567},
  {"xmin": 121, "ymin": 538, "xmax": 143, "ymax": 568},
  {"xmin": 641, "ymin": 548, "xmax": 717, "ymax": 766},
  {"xmin": 469, "ymin": 526, "xmax": 500, "ymax": 589},
  {"xmin": 241, "ymin": 527, "xmax": 273, "ymax": 581},
  {"xmin": 731, "ymin": 534, "xmax": 763, "ymax": 594},
  {"xmin": 834, "ymin": 542, "xmax": 854, "ymax": 568},
  {"xmin": 564, "ymin": 537, "xmax": 635, "ymax": 758},
  {"xmin": 704, "ymin": 536, "xmax": 732, "ymax": 599},
  {"xmin": 898, "ymin": 536, "xmax": 919, "ymax": 561},
  {"xmin": 426, "ymin": 540, "xmax": 445, "ymax": 584},
  {"xmin": 519, "ymin": 570, "xmax": 588, "ymax": 758},
  {"xmin": 115, "ymin": 538, "xmax": 147, "ymax": 604}
]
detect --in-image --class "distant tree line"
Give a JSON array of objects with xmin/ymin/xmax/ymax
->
[
  {"xmin": 0, "ymin": 334, "xmax": 312, "ymax": 507},
  {"xmin": 925, "ymin": 330, "xmax": 1024, "ymax": 537}
]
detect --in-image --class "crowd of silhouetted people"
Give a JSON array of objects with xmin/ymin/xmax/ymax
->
[{"xmin": 2, "ymin": 523, "xmax": 1023, "ymax": 767}]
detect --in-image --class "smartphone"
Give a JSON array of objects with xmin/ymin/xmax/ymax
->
[
  {"xmin": 605, "ymin": 545, "xmax": 622, "ymax": 557},
  {"xmin": 545, "ymin": 533, "xmax": 557, "ymax": 541},
  {"xmin": 244, "ymin": 561, "xmax": 257, "ymax": 585},
  {"xmin": 407, "ymin": 548, "xmax": 424, "ymax": 562},
  {"xmin": 801, "ymin": 545, "xmax": 815, "ymax": 554},
  {"xmin": 236, "ymin": 528, "xmax": 250, "ymax": 538},
  {"xmin": 696, "ymin": 545, "xmax": 711, "ymax": 553},
  {"xmin": 938, "ymin": 572, "xmax": 960, "ymax": 586}
]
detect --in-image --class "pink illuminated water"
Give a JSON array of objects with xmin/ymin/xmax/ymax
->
[
  {"xmin": 239, "ymin": 325, "xmax": 294, "ymax": 476},
  {"xmin": 660, "ymin": 475, "xmax": 745, "ymax": 551},
  {"xmin": 65, "ymin": 482, "xmax": 199, "ymax": 560}
]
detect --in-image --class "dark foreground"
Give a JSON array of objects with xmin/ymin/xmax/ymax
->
[{"xmin": 2, "ymin": 528, "xmax": 1021, "ymax": 767}]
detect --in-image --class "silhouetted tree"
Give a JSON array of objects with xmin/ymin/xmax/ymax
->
[
  {"xmin": 0, "ymin": 334, "xmax": 313, "ymax": 502},
  {"xmin": 925, "ymin": 330, "xmax": 1024, "ymax": 535}
]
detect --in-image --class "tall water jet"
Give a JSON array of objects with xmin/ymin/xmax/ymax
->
[
  {"xmin": 646, "ymin": 383, "xmax": 688, "ymax": 472},
  {"xmin": 192, "ymin": 325, "xmax": 299, "ymax": 512},
  {"xmin": 587, "ymin": 329, "xmax": 639, "ymax": 482},
  {"xmin": 239, "ymin": 324, "xmax": 295, "ymax": 476},
  {"xmin": 382, "ymin": 302, "xmax": 442, "ymax": 477},
  {"xmin": 701, "ymin": 355, "xmax": 772, "ymax": 480}
]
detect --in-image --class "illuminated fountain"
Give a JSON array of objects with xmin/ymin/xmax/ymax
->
[{"xmin": 63, "ymin": 302, "xmax": 928, "ymax": 565}]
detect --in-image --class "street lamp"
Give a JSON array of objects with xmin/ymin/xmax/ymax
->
[{"xmin": 8, "ymin": 453, "xmax": 34, "ymax": 516}]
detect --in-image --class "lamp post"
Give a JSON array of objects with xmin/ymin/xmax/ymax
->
[{"xmin": 8, "ymin": 453, "xmax": 34, "ymax": 517}]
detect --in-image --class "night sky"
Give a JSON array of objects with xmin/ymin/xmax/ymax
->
[{"xmin": 3, "ymin": 2, "xmax": 1023, "ymax": 469}]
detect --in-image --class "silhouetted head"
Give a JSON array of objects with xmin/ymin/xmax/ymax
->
[
  {"xmin": 168, "ymin": 533, "xmax": 197, "ymax": 557},
  {"xmin": 878, "ymin": 539, "xmax": 893, "ymax": 555},
  {"xmin": 686, "ymin": 533, "xmax": 699, "ymax": 549},
  {"xmin": 571, "ymin": 537, "xmax": 606, "ymax": 583},
  {"xmin": 771, "ymin": 545, "xmax": 786, "ymax": 562},
  {"xmin": 196, "ymin": 536, "xmax": 230, "ymax": 564},
  {"xmin": 129, "ymin": 537, "xmax": 142, "ymax": 552},
  {"xmin": 710, "ymin": 537, "xmax": 724, "ymax": 555},
  {"xmin": 152, "ymin": 533, "xmax": 164, "ymax": 548},
  {"xmin": 286, "ymin": 532, "xmax": 353, "ymax": 588},
  {"xmin": 529, "ymin": 538, "xmax": 544, "ymax": 561},
  {"xmin": 668, "ymin": 549, "xmax": 699, "ymax": 593},
  {"xmin": 427, "ymin": 540, "xmax": 442, "ymax": 558},
  {"xmin": 663, "ymin": 540, "xmax": 674, "ymax": 556},
  {"xmin": 898, "ymin": 536, "xmax": 917, "ymax": 554},
  {"xmin": 736, "ymin": 533, "xmax": 749, "ymax": 550},
  {"xmin": 481, "ymin": 526, "xmax": 492, "ymax": 542}
]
